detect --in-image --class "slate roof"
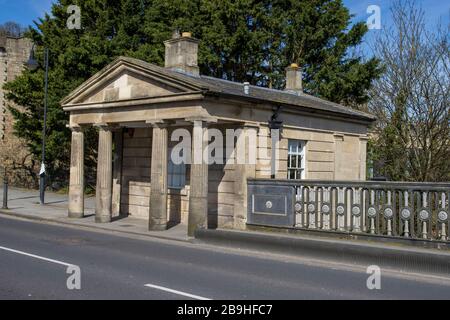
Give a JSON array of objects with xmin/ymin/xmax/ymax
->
[
  {"xmin": 197, "ymin": 75, "xmax": 376, "ymax": 122},
  {"xmin": 64, "ymin": 56, "xmax": 376, "ymax": 123}
]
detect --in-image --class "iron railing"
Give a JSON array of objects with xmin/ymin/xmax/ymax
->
[{"xmin": 247, "ymin": 179, "xmax": 450, "ymax": 242}]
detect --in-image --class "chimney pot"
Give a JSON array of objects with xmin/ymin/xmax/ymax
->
[{"xmin": 172, "ymin": 29, "xmax": 181, "ymax": 39}]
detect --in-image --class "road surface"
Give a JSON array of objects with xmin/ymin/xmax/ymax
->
[{"xmin": 0, "ymin": 216, "xmax": 449, "ymax": 299}]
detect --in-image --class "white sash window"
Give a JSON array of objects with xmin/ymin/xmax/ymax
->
[{"xmin": 287, "ymin": 140, "xmax": 306, "ymax": 180}]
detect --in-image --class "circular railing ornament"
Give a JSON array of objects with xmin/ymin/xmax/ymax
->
[
  {"xmin": 336, "ymin": 204, "xmax": 345, "ymax": 216},
  {"xmin": 294, "ymin": 202, "xmax": 302, "ymax": 213},
  {"xmin": 265, "ymin": 201, "xmax": 273, "ymax": 209},
  {"xmin": 321, "ymin": 204, "xmax": 331, "ymax": 215},
  {"xmin": 307, "ymin": 203, "xmax": 315, "ymax": 213},
  {"xmin": 351, "ymin": 205, "xmax": 361, "ymax": 217},
  {"xmin": 383, "ymin": 207, "xmax": 394, "ymax": 219},
  {"xmin": 367, "ymin": 206, "xmax": 377, "ymax": 218},
  {"xmin": 400, "ymin": 208, "xmax": 411, "ymax": 220},
  {"xmin": 438, "ymin": 211, "xmax": 448, "ymax": 222},
  {"xmin": 419, "ymin": 209, "xmax": 430, "ymax": 221}
]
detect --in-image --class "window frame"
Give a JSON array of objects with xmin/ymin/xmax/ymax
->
[{"xmin": 287, "ymin": 139, "xmax": 306, "ymax": 180}]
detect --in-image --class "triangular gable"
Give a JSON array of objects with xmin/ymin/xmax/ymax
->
[{"xmin": 61, "ymin": 57, "xmax": 205, "ymax": 106}]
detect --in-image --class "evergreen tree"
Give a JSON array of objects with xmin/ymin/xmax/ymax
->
[{"xmin": 4, "ymin": 0, "xmax": 380, "ymax": 187}]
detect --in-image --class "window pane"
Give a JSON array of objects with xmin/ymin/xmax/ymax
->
[
  {"xmin": 288, "ymin": 169, "xmax": 295, "ymax": 179},
  {"xmin": 290, "ymin": 155, "xmax": 297, "ymax": 168},
  {"xmin": 288, "ymin": 140, "xmax": 295, "ymax": 152},
  {"xmin": 168, "ymin": 148, "xmax": 186, "ymax": 188},
  {"xmin": 297, "ymin": 155, "xmax": 302, "ymax": 168}
]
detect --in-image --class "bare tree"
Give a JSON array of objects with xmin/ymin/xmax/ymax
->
[
  {"xmin": 369, "ymin": 0, "xmax": 450, "ymax": 182},
  {"xmin": 0, "ymin": 21, "xmax": 26, "ymax": 38}
]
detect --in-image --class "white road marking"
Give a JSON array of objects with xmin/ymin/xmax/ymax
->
[
  {"xmin": 0, "ymin": 246, "xmax": 74, "ymax": 267},
  {"xmin": 144, "ymin": 283, "xmax": 211, "ymax": 300}
]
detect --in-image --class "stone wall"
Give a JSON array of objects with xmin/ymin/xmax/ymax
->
[
  {"xmin": 120, "ymin": 127, "xmax": 190, "ymax": 223},
  {"xmin": 0, "ymin": 35, "xmax": 35, "ymax": 187},
  {"xmin": 254, "ymin": 126, "xmax": 366, "ymax": 182}
]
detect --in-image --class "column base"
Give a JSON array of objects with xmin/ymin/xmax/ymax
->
[
  {"xmin": 68, "ymin": 211, "xmax": 84, "ymax": 219},
  {"xmin": 148, "ymin": 224, "xmax": 167, "ymax": 231},
  {"xmin": 148, "ymin": 222, "xmax": 168, "ymax": 231},
  {"xmin": 149, "ymin": 193, "xmax": 168, "ymax": 231},
  {"xmin": 95, "ymin": 215, "xmax": 112, "ymax": 223},
  {"xmin": 233, "ymin": 217, "xmax": 247, "ymax": 230},
  {"xmin": 188, "ymin": 196, "xmax": 207, "ymax": 237}
]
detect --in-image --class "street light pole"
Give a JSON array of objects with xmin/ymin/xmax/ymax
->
[
  {"xmin": 26, "ymin": 44, "xmax": 49, "ymax": 205},
  {"xmin": 39, "ymin": 47, "xmax": 49, "ymax": 205},
  {"xmin": 268, "ymin": 106, "xmax": 283, "ymax": 179}
]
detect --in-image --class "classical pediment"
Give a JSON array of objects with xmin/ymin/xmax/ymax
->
[
  {"xmin": 61, "ymin": 57, "xmax": 205, "ymax": 107},
  {"xmin": 79, "ymin": 70, "xmax": 185, "ymax": 104}
]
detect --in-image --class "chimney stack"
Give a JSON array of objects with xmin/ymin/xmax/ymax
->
[
  {"xmin": 285, "ymin": 63, "xmax": 303, "ymax": 94},
  {"xmin": 164, "ymin": 31, "xmax": 200, "ymax": 76}
]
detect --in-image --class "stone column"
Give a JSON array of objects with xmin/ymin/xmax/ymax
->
[
  {"xmin": 68, "ymin": 126, "xmax": 84, "ymax": 218},
  {"xmin": 188, "ymin": 120, "xmax": 208, "ymax": 236},
  {"xmin": 95, "ymin": 125, "xmax": 113, "ymax": 223},
  {"xmin": 233, "ymin": 124, "xmax": 258, "ymax": 229},
  {"xmin": 149, "ymin": 123, "xmax": 169, "ymax": 231},
  {"xmin": 359, "ymin": 135, "xmax": 369, "ymax": 180}
]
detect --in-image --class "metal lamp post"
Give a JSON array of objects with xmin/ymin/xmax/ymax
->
[
  {"xmin": 268, "ymin": 106, "xmax": 283, "ymax": 179},
  {"xmin": 26, "ymin": 45, "xmax": 49, "ymax": 205}
]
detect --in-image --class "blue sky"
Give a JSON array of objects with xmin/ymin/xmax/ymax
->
[
  {"xmin": 0, "ymin": 0, "xmax": 54, "ymax": 27},
  {"xmin": 1, "ymin": 0, "xmax": 448, "ymax": 56},
  {"xmin": 343, "ymin": 0, "xmax": 449, "ymax": 56}
]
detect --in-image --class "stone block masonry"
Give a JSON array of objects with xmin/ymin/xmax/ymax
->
[{"xmin": 0, "ymin": 35, "xmax": 35, "ymax": 187}]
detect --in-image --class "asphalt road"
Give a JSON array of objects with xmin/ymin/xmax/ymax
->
[{"xmin": 0, "ymin": 216, "xmax": 449, "ymax": 300}]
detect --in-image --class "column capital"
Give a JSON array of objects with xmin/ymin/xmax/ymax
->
[
  {"xmin": 94, "ymin": 123, "xmax": 120, "ymax": 131},
  {"xmin": 145, "ymin": 120, "xmax": 169, "ymax": 128},
  {"xmin": 184, "ymin": 116, "xmax": 217, "ymax": 125},
  {"xmin": 242, "ymin": 122, "xmax": 260, "ymax": 129},
  {"xmin": 67, "ymin": 124, "xmax": 84, "ymax": 132}
]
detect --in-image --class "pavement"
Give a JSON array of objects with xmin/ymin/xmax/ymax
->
[
  {"xmin": 1, "ymin": 215, "xmax": 450, "ymax": 299},
  {"xmin": 0, "ymin": 187, "xmax": 189, "ymax": 242}
]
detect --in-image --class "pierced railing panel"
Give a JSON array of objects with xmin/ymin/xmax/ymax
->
[{"xmin": 248, "ymin": 179, "xmax": 450, "ymax": 242}]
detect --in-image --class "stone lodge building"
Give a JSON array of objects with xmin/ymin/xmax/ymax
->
[{"xmin": 62, "ymin": 32, "xmax": 375, "ymax": 236}]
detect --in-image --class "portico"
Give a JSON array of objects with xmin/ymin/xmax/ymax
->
[
  {"xmin": 67, "ymin": 116, "xmax": 215, "ymax": 235},
  {"xmin": 62, "ymin": 32, "xmax": 375, "ymax": 236}
]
